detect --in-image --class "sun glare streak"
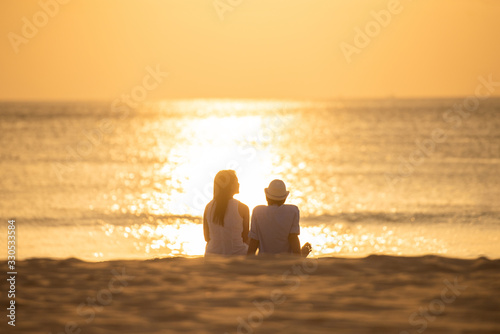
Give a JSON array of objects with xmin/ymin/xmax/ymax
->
[
  {"xmin": 104, "ymin": 101, "xmax": 309, "ymax": 223},
  {"xmin": 99, "ymin": 219, "xmax": 448, "ymax": 258},
  {"xmin": 162, "ymin": 114, "xmax": 277, "ymax": 215},
  {"xmin": 101, "ymin": 219, "xmax": 206, "ymax": 257},
  {"xmin": 122, "ymin": 102, "xmax": 298, "ymax": 218}
]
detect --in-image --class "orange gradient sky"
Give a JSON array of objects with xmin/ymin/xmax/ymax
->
[{"xmin": 1, "ymin": 0, "xmax": 499, "ymax": 100}]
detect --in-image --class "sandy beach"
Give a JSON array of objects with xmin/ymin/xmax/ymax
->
[
  {"xmin": 2, "ymin": 255, "xmax": 499, "ymax": 334},
  {"xmin": 2, "ymin": 0, "xmax": 500, "ymax": 333}
]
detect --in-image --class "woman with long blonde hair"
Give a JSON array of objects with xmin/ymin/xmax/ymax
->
[{"xmin": 203, "ymin": 170, "xmax": 249, "ymax": 256}]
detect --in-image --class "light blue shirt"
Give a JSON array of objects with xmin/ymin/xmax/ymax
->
[{"xmin": 249, "ymin": 204, "xmax": 300, "ymax": 254}]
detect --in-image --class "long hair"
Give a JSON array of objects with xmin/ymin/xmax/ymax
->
[{"xmin": 212, "ymin": 170, "xmax": 238, "ymax": 226}]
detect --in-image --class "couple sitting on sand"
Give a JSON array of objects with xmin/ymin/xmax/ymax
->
[{"xmin": 203, "ymin": 170, "xmax": 312, "ymax": 257}]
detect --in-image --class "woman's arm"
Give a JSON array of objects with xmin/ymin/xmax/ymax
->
[
  {"xmin": 203, "ymin": 205, "xmax": 210, "ymax": 242},
  {"xmin": 238, "ymin": 201, "xmax": 250, "ymax": 244},
  {"xmin": 247, "ymin": 238, "xmax": 259, "ymax": 255}
]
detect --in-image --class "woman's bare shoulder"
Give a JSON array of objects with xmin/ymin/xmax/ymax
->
[{"xmin": 236, "ymin": 199, "xmax": 249, "ymax": 211}]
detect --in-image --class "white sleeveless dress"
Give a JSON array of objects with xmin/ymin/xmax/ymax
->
[{"xmin": 205, "ymin": 198, "xmax": 248, "ymax": 256}]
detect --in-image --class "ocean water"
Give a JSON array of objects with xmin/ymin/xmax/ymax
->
[{"xmin": 1, "ymin": 99, "xmax": 499, "ymax": 261}]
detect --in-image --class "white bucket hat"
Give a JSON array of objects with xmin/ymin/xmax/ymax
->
[{"xmin": 265, "ymin": 179, "xmax": 289, "ymax": 201}]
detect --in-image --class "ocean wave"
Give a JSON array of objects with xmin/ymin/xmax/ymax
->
[{"xmin": 12, "ymin": 210, "xmax": 500, "ymax": 227}]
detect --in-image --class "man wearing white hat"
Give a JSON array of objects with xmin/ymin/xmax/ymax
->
[{"xmin": 247, "ymin": 179, "xmax": 311, "ymax": 256}]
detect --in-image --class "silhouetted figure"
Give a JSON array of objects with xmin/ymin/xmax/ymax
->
[
  {"xmin": 247, "ymin": 179, "xmax": 311, "ymax": 257},
  {"xmin": 204, "ymin": 170, "xmax": 249, "ymax": 256}
]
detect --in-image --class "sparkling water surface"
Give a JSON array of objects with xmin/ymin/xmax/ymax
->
[{"xmin": 1, "ymin": 99, "xmax": 499, "ymax": 260}]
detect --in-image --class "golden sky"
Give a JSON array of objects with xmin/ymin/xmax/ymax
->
[{"xmin": 1, "ymin": 0, "xmax": 499, "ymax": 100}]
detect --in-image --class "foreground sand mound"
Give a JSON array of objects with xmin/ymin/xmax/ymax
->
[{"xmin": 1, "ymin": 255, "xmax": 499, "ymax": 334}]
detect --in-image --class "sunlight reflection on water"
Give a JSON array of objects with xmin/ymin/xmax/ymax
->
[
  {"xmin": 93, "ymin": 100, "xmax": 498, "ymax": 260},
  {"xmin": 98, "ymin": 219, "xmax": 449, "ymax": 258},
  {"xmin": 115, "ymin": 105, "xmax": 297, "ymax": 217},
  {"xmin": 2, "ymin": 99, "xmax": 499, "ymax": 261}
]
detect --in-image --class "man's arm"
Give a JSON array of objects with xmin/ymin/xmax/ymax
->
[
  {"xmin": 288, "ymin": 233, "xmax": 301, "ymax": 255},
  {"xmin": 203, "ymin": 205, "xmax": 210, "ymax": 242},
  {"xmin": 247, "ymin": 238, "xmax": 259, "ymax": 255}
]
